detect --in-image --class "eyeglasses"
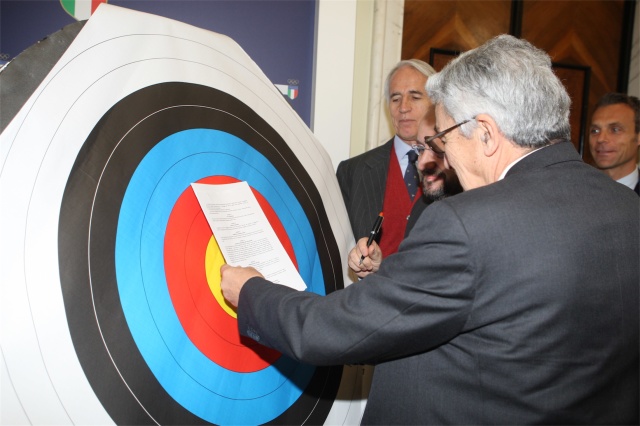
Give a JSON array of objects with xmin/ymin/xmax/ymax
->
[
  {"xmin": 410, "ymin": 143, "xmax": 445, "ymax": 159},
  {"xmin": 424, "ymin": 119, "xmax": 471, "ymax": 156}
]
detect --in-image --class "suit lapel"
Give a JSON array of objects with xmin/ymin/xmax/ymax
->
[{"xmin": 362, "ymin": 139, "xmax": 393, "ymax": 209}]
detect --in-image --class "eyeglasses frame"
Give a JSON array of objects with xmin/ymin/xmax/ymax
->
[
  {"xmin": 423, "ymin": 119, "xmax": 471, "ymax": 156},
  {"xmin": 410, "ymin": 143, "xmax": 445, "ymax": 159}
]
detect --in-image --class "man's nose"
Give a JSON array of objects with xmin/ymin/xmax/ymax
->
[
  {"xmin": 597, "ymin": 131, "xmax": 609, "ymax": 143},
  {"xmin": 399, "ymin": 97, "xmax": 411, "ymax": 112},
  {"xmin": 417, "ymin": 150, "xmax": 438, "ymax": 169},
  {"xmin": 418, "ymin": 148, "xmax": 438, "ymax": 169}
]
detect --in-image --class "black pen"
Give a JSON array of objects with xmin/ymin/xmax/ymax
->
[{"xmin": 359, "ymin": 212, "xmax": 384, "ymax": 265}]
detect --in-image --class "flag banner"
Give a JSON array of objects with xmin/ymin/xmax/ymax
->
[{"xmin": 61, "ymin": 0, "xmax": 106, "ymax": 21}]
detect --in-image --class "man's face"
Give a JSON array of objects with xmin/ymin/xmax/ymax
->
[
  {"xmin": 589, "ymin": 103, "xmax": 640, "ymax": 180},
  {"xmin": 415, "ymin": 120, "xmax": 462, "ymax": 201},
  {"xmin": 388, "ymin": 66, "xmax": 430, "ymax": 145},
  {"xmin": 433, "ymin": 104, "xmax": 482, "ymax": 191}
]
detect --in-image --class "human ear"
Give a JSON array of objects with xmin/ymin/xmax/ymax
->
[{"xmin": 474, "ymin": 113, "xmax": 499, "ymax": 157}]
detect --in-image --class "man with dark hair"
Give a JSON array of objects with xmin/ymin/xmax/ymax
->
[
  {"xmin": 221, "ymin": 35, "xmax": 638, "ymax": 424},
  {"xmin": 589, "ymin": 92, "xmax": 640, "ymax": 194},
  {"xmin": 356, "ymin": 117, "xmax": 463, "ymax": 274},
  {"xmin": 406, "ymin": 118, "xmax": 462, "ymax": 232}
]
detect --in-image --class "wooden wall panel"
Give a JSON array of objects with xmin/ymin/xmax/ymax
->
[
  {"xmin": 521, "ymin": 0, "xmax": 626, "ymax": 165},
  {"xmin": 402, "ymin": 0, "xmax": 633, "ymax": 165},
  {"xmin": 402, "ymin": 0, "xmax": 512, "ymax": 59}
]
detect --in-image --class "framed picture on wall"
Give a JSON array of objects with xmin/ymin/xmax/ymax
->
[
  {"xmin": 552, "ymin": 63, "xmax": 591, "ymax": 156},
  {"xmin": 429, "ymin": 48, "xmax": 591, "ymax": 156},
  {"xmin": 429, "ymin": 48, "xmax": 461, "ymax": 73}
]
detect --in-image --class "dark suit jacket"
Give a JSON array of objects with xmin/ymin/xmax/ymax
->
[
  {"xmin": 405, "ymin": 196, "xmax": 429, "ymax": 236},
  {"xmin": 238, "ymin": 141, "xmax": 639, "ymax": 424},
  {"xmin": 336, "ymin": 138, "xmax": 429, "ymax": 241}
]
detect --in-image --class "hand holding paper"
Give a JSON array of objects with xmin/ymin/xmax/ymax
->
[
  {"xmin": 219, "ymin": 264, "xmax": 263, "ymax": 307},
  {"xmin": 191, "ymin": 181, "xmax": 307, "ymax": 292}
]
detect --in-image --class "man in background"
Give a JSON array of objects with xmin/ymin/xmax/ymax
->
[
  {"xmin": 589, "ymin": 92, "xmax": 640, "ymax": 194},
  {"xmin": 336, "ymin": 59, "xmax": 436, "ymax": 255},
  {"xmin": 221, "ymin": 35, "xmax": 638, "ymax": 424}
]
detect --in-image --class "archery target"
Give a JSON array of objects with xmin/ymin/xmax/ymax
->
[{"xmin": 0, "ymin": 4, "xmax": 362, "ymax": 425}]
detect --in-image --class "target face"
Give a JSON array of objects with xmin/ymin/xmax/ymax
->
[{"xmin": 1, "ymin": 5, "xmax": 360, "ymax": 425}]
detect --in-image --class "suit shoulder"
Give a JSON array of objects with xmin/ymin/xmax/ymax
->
[{"xmin": 337, "ymin": 140, "xmax": 393, "ymax": 169}]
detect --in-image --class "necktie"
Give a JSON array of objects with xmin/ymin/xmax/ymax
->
[{"xmin": 404, "ymin": 150, "xmax": 419, "ymax": 200}]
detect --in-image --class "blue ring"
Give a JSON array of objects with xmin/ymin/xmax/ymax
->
[{"xmin": 115, "ymin": 129, "xmax": 325, "ymax": 424}]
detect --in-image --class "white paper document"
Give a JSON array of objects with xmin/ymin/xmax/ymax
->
[{"xmin": 191, "ymin": 181, "xmax": 307, "ymax": 290}]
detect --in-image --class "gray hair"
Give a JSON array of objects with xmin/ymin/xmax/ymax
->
[
  {"xmin": 426, "ymin": 34, "xmax": 571, "ymax": 148},
  {"xmin": 384, "ymin": 59, "xmax": 436, "ymax": 104}
]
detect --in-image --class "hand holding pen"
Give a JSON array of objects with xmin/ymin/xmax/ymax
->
[{"xmin": 359, "ymin": 212, "xmax": 383, "ymax": 265}]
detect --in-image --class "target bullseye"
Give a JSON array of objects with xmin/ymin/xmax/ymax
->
[
  {"xmin": 165, "ymin": 174, "xmax": 294, "ymax": 372},
  {"xmin": 205, "ymin": 236, "xmax": 234, "ymax": 317}
]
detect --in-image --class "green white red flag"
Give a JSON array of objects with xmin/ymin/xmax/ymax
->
[{"xmin": 61, "ymin": 0, "xmax": 107, "ymax": 21}]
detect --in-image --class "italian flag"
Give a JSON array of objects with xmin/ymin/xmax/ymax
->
[{"xmin": 61, "ymin": 0, "xmax": 107, "ymax": 21}]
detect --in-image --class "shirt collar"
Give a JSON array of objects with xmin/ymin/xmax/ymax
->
[
  {"xmin": 617, "ymin": 167, "xmax": 639, "ymax": 190},
  {"xmin": 393, "ymin": 135, "xmax": 415, "ymax": 173},
  {"xmin": 393, "ymin": 135, "xmax": 413, "ymax": 158},
  {"xmin": 498, "ymin": 146, "xmax": 545, "ymax": 180}
]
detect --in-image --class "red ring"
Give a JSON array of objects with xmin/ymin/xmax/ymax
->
[{"xmin": 164, "ymin": 176, "xmax": 298, "ymax": 372}]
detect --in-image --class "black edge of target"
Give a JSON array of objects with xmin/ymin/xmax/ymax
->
[{"xmin": 58, "ymin": 82, "xmax": 344, "ymax": 425}]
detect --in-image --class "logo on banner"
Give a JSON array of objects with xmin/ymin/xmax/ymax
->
[
  {"xmin": 61, "ymin": 0, "xmax": 108, "ymax": 21},
  {"xmin": 275, "ymin": 79, "xmax": 299, "ymax": 100}
]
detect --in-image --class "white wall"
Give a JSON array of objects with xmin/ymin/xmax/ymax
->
[
  {"xmin": 312, "ymin": 0, "xmax": 358, "ymax": 170},
  {"xmin": 349, "ymin": 0, "xmax": 375, "ymax": 158},
  {"xmin": 313, "ymin": 0, "xmax": 400, "ymax": 169}
]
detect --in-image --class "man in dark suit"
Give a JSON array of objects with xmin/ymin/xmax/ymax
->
[
  {"xmin": 336, "ymin": 59, "xmax": 436, "ymax": 255},
  {"xmin": 221, "ymin": 35, "xmax": 639, "ymax": 424},
  {"xmin": 589, "ymin": 92, "xmax": 640, "ymax": 195}
]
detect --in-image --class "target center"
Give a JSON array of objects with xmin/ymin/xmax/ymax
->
[{"xmin": 205, "ymin": 236, "xmax": 237, "ymax": 318}]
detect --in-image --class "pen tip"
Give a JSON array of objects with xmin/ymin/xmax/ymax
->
[{"xmin": 379, "ymin": 212, "xmax": 384, "ymax": 217}]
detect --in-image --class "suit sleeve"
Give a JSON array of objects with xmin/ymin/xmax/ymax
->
[{"xmin": 236, "ymin": 201, "xmax": 476, "ymax": 366}]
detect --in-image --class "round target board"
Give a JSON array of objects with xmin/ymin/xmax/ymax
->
[{"xmin": 0, "ymin": 4, "xmax": 360, "ymax": 425}]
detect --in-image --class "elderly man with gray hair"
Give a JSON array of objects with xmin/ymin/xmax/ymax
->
[
  {"xmin": 221, "ymin": 35, "xmax": 639, "ymax": 424},
  {"xmin": 337, "ymin": 59, "xmax": 437, "ymax": 256}
]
